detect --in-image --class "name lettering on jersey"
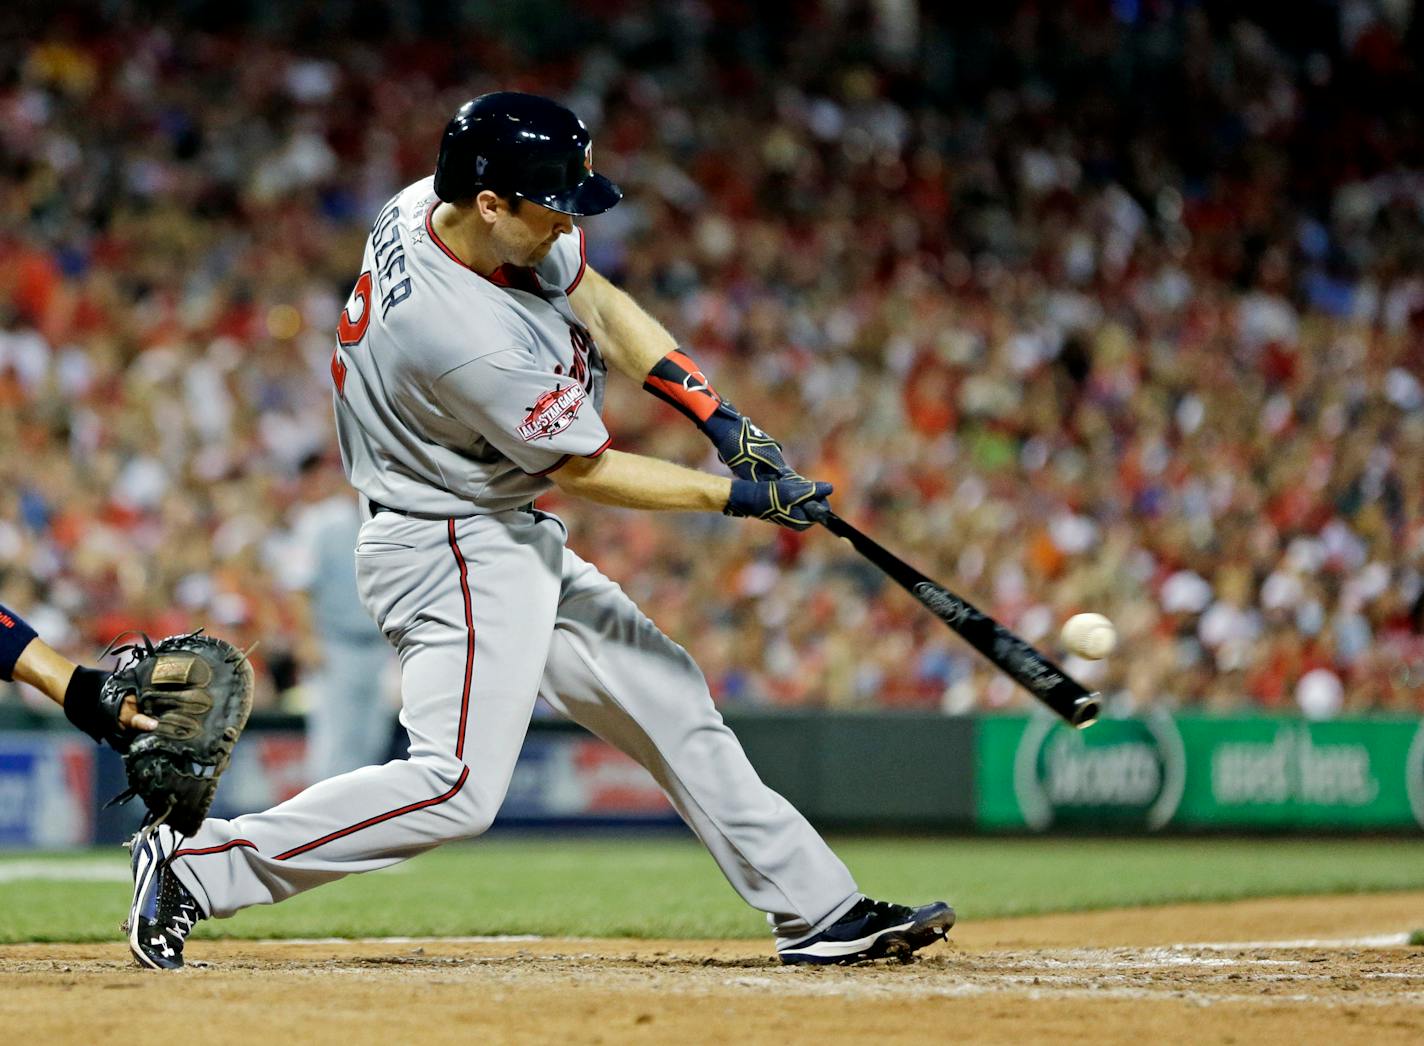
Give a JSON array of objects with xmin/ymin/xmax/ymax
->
[
  {"xmin": 371, "ymin": 205, "xmax": 413, "ymax": 318},
  {"xmin": 330, "ymin": 199, "xmax": 417, "ymax": 398},
  {"xmin": 518, "ymin": 384, "xmax": 587, "ymax": 442}
]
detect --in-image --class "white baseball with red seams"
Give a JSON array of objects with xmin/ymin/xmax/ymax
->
[{"xmin": 156, "ymin": 177, "xmax": 861, "ymax": 946}]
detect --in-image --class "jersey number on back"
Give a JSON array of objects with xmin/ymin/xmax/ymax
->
[{"xmin": 331, "ymin": 271, "xmax": 373, "ymax": 398}]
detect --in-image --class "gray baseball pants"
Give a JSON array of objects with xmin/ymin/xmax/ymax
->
[{"xmin": 167, "ymin": 508, "xmax": 859, "ymax": 941}]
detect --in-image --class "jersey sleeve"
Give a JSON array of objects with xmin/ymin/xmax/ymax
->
[
  {"xmin": 433, "ymin": 348, "xmax": 610, "ymax": 475},
  {"xmin": 535, "ymin": 226, "xmax": 588, "ymax": 295}
]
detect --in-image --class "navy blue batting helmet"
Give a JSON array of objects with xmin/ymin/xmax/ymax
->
[{"xmin": 433, "ymin": 92, "xmax": 622, "ymax": 216}]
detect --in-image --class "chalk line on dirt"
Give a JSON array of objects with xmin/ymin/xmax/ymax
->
[
  {"xmin": 1173, "ymin": 933, "xmax": 1411, "ymax": 949},
  {"xmin": 252, "ymin": 935, "xmax": 547, "ymax": 945}
]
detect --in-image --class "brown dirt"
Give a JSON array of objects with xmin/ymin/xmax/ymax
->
[{"xmin": 4, "ymin": 893, "xmax": 1422, "ymax": 1045}]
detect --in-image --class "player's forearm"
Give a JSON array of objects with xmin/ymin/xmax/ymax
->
[
  {"xmin": 12, "ymin": 639, "xmax": 79, "ymax": 706},
  {"xmin": 550, "ymin": 449, "xmax": 731, "ymax": 512},
  {"xmin": 4, "ymin": 603, "xmax": 69, "ymax": 704}
]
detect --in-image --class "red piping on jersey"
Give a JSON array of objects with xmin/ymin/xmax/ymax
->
[
  {"xmin": 529, "ymin": 455, "xmax": 572, "ymax": 478},
  {"xmin": 171, "ymin": 838, "xmax": 257, "ymax": 860},
  {"xmin": 425, "ymin": 206, "xmax": 544, "ymax": 295},
  {"xmin": 447, "ymin": 519, "xmax": 476, "ymax": 761},
  {"xmin": 271, "ymin": 766, "xmax": 471, "ymax": 862},
  {"xmin": 524, "ymin": 435, "xmax": 612, "ymax": 477},
  {"xmin": 565, "ymin": 226, "xmax": 588, "ymax": 294}
]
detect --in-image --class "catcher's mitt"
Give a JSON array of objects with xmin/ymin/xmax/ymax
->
[{"xmin": 101, "ymin": 631, "xmax": 254, "ymax": 835}]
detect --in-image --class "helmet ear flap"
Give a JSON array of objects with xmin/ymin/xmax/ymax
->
[{"xmin": 433, "ymin": 133, "xmax": 477, "ymax": 203}]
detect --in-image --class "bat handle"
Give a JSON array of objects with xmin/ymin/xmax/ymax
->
[
  {"xmin": 805, "ymin": 500, "xmax": 853, "ymax": 540},
  {"xmin": 805, "ymin": 502, "xmax": 864, "ymax": 546}
]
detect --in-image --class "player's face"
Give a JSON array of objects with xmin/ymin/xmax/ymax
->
[{"xmin": 493, "ymin": 198, "xmax": 574, "ymax": 267}]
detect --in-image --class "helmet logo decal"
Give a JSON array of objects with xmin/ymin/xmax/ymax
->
[
  {"xmin": 476, "ymin": 155, "xmax": 488, "ymax": 177},
  {"xmin": 584, "ymin": 143, "xmax": 593, "ymax": 174}
]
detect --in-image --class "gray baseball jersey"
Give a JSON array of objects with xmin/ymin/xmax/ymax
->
[
  {"xmin": 333, "ymin": 176, "xmax": 611, "ymax": 517},
  {"xmin": 159, "ymin": 179, "xmax": 861, "ymax": 946}
]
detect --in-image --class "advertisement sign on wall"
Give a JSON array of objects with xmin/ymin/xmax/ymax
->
[
  {"xmin": 978, "ymin": 714, "xmax": 1424, "ymax": 832},
  {"xmin": 1175, "ymin": 718, "xmax": 1419, "ymax": 829},
  {"xmin": 978, "ymin": 714, "xmax": 1185, "ymax": 830},
  {"xmin": 0, "ymin": 732, "xmax": 93, "ymax": 847}
]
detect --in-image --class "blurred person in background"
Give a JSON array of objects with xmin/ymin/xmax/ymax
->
[{"xmin": 281, "ymin": 452, "xmax": 396, "ymax": 781}]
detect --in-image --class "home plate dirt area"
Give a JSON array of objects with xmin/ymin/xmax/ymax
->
[{"xmin": 4, "ymin": 893, "xmax": 1421, "ymax": 1045}]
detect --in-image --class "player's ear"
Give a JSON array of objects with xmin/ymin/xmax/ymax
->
[{"xmin": 474, "ymin": 189, "xmax": 504, "ymax": 224}]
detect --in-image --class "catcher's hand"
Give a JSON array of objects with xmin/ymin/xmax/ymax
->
[
  {"xmin": 63, "ymin": 665, "xmax": 157, "ymax": 746},
  {"xmin": 102, "ymin": 631, "xmax": 254, "ymax": 835}
]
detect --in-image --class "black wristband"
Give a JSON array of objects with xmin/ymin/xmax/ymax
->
[{"xmin": 63, "ymin": 667, "xmax": 115, "ymax": 745}]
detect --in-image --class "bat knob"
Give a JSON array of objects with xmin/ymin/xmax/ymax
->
[{"xmin": 1071, "ymin": 694, "xmax": 1101, "ymax": 729}]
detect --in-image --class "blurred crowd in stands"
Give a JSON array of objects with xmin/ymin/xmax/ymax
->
[{"xmin": 2, "ymin": 1, "xmax": 1422, "ymax": 718}]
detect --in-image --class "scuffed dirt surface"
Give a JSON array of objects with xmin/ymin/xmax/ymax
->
[{"xmin": 4, "ymin": 893, "xmax": 1422, "ymax": 1045}]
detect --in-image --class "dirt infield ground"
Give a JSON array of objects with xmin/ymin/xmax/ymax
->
[{"xmin": 3, "ymin": 893, "xmax": 1421, "ymax": 1045}]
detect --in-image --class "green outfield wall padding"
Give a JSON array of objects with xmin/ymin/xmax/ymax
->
[{"xmin": 724, "ymin": 712, "xmax": 978, "ymax": 827}]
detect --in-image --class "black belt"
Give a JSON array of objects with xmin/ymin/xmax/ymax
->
[{"xmin": 368, "ymin": 500, "xmax": 536, "ymax": 518}]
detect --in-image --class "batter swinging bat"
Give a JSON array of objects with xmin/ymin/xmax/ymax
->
[{"xmin": 806, "ymin": 504, "xmax": 1100, "ymax": 728}]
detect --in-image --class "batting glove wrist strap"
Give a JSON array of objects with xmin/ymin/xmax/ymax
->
[
  {"xmin": 725, "ymin": 478, "xmax": 833, "ymax": 531},
  {"xmin": 643, "ymin": 349, "xmax": 798, "ymax": 481},
  {"xmin": 643, "ymin": 348, "xmax": 724, "ymax": 423}
]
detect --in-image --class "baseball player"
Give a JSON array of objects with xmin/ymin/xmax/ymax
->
[{"xmin": 124, "ymin": 92, "xmax": 954, "ymax": 969}]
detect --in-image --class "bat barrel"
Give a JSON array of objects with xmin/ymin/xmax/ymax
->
[{"xmin": 813, "ymin": 506, "xmax": 1103, "ymax": 731}]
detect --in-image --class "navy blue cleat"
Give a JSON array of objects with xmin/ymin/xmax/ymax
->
[
  {"xmin": 777, "ymin": 898, "xmax": 955, "ymax": 965},
  {"xmin": 124, "ymin": 823, "xmax": 204, "ymax": 970}
]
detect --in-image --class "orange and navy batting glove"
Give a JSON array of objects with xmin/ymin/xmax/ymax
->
[{"xmin": 643, "ymin": 349, "xmax": 795, "ymax": 482}]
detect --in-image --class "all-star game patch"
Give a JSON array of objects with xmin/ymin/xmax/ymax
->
[{"xmin": 519, "ymin": 384, "xmax": 586, "ymax": 441}]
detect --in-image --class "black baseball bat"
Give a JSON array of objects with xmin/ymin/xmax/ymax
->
[{"xmin": 807, "ymin": 504, "xmax": 1100, "ymax": 728}]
